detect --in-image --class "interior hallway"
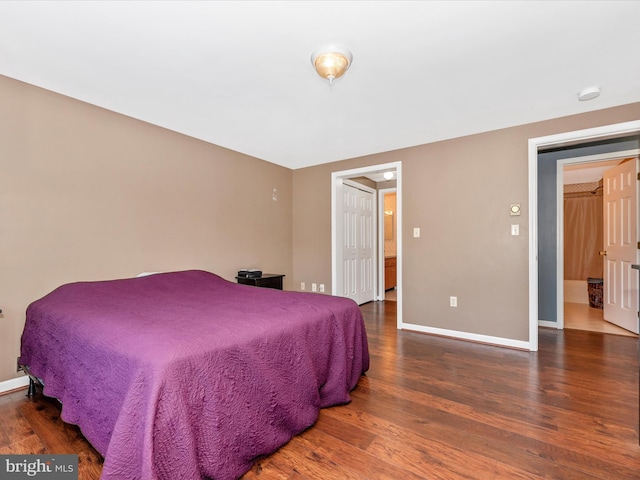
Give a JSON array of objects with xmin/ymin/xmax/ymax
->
[{"xmin": 384, "ymin": 288, "xmax": 397, "ymax": 302}]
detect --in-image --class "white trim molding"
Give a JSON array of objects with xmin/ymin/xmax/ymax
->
[
  {"xmin": 0, "ymin": 375, "xmax": 29, "ymax": 395},
  {"xmin": 402, "ymin": 323, "xmax": 531, "ymax": 350},
  {"xmin": 538, "ymin": 320, "xmax": 561, "ymax": 330}
]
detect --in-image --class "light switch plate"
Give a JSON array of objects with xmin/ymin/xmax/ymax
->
[
  {"xmin": 511, "ymin": 224, "xmax": 520, "ymax": 236},
  {"xmin": 413, "ymin": 227, "xmax": 420, "ymax": 238}
]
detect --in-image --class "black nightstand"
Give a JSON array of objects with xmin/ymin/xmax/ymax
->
[{"xmin": 236, "ymin": 274, "xmax": 285, "ymax": 290}]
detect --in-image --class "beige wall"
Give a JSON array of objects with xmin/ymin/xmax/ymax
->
[
  {"xmin": 292, "ymin": 102, "xmax": 640, "ymax": 342},
  {"xmin": 0, "ymin": 75, "xmax": 293, "ymax": 382}
]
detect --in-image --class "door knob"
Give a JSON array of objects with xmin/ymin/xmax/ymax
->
[{"xmin": 599, "ymin": 250, "xmax": 607, "ymax": 256}]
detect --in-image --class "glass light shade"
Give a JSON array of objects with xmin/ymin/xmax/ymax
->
[{"xmin": 311, "ymin": 45, "xmax": 353, "ymax": 84}]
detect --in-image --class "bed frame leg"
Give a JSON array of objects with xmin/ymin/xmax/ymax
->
[{"xmin": 27, "ymin": 377, "xmax": 37, "ymax": 397}]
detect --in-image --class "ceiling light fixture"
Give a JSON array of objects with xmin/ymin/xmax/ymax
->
[
  {"xmin": 578, "ymin": 86, "xmax": 601, "ymax": 101},
  {"xmin": 311, "ymin": 45, "xmax": 353, "ymax": 86},
  {"xmin": 383, "ymin": 171, "xmax": 394, "ymax": 180}
]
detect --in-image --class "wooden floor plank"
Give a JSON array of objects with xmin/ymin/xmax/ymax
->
[
  {"xmin": 0, "ymin": 300, "xmax": 638, "ymax": 479},
  {"xmin": 0, "ymin": 434, "xmax": 46, "ymax": 455},
  {"xmin": 0, "ymin": 395, "xmax": 34, "ymax": 449}
]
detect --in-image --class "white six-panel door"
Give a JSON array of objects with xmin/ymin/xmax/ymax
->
[
  {"xmin": 339, "ymin": 181, "xmax": 375, "ymax": 305},
  {"xmin": 602, "ymin": 158, "xmax": 639, "ymax": 334}
]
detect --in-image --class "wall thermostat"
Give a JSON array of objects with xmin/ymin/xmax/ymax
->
[{"xmin": 510, "ymin": 204, "xmax": 521, "ymax": 216}]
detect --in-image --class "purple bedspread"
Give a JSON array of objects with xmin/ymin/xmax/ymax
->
[{"xmin": 20, "ymin": 270, "xmax": 369, "ymax": 480}]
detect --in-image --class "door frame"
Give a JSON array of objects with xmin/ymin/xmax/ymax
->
[
  {"xmin": 331, "ymin": 161, "xmax": 403, "ymax": 327},
  {"xmin": 528, "ymin": 120, "xmax": 640, "ymax": 351},
  {"xmin": 378, "ymin": 187, "xmax": 397, "ymax": 301},
  {"xmin": 553, "ymin": 149, "xmax": 640, "ymax": 330}
]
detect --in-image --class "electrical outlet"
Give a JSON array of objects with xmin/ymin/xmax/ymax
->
[
  {"xmin": 312, "ymin": 283, "xmax": 317, "ymax": 292},
  {"xmin": 300, "ymin": 282, "xmax": 305, "ymax": 291},
  {"xmin": 450, "ymin": 296, "xmax": 458, "ymax": 307},
  {"xmin": 319, "ymin": 284, "xmax": 325, "ymax": 293}
]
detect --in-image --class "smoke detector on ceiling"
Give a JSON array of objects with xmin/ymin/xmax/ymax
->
[{"xmin": 578, "ymin": 86, "xmax": 601, "ymax": 101}]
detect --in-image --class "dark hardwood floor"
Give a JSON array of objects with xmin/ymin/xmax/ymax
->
[{"xmin": 1, "ymin": 300, "xmax": 638, "ymax": 479}]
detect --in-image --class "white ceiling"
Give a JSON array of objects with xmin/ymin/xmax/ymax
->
[{"xmin": 1, "ymin": 1, "xmax": 639, "ymax": 170}]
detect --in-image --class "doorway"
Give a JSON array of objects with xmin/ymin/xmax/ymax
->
[
  {"xmin": 338, "ymin": 179, "xmax": 376, "ymax": 305},
  {"xmin": 331, "ymin": 161, "xmax": 403, "ymax": 327},
  {"xmin": 559, "ymin": 153, "xmax": 640, "ymax": 336},
  {"xmin": 380, "ymin": 188, "xmax": 397, "ymax": 302},
  {"xmin": 528, "ymin": 120, "xmax": 640, "ymax": 351}
]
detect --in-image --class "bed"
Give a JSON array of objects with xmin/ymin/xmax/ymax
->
[{"xmin": 19, "ymin": 270, "xmax": 369, "ymax": 480}]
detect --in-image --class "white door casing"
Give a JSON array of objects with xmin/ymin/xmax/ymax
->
[
  {"xmin": 331, "ymin": 161, "xmax": 403, "ymax": 327},
  {"xmin": 529, "ymin": 120, "xmax": 640, "ymax": 352},
  {"xmin": 602, "ymin": 158, "xmax": 639, "ymax": 333}
]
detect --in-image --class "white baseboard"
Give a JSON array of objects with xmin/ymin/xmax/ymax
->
[
  {"xmin": 400, "ymin": 322, "xmax": 532, "ymax": 350},
  {"xmin": 538, "ymin": 320, "xmax": 561, "ymax": 329},
  {"xmin": 0, "ymin": 375, "xmax": 30, "ymax": 395}
]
